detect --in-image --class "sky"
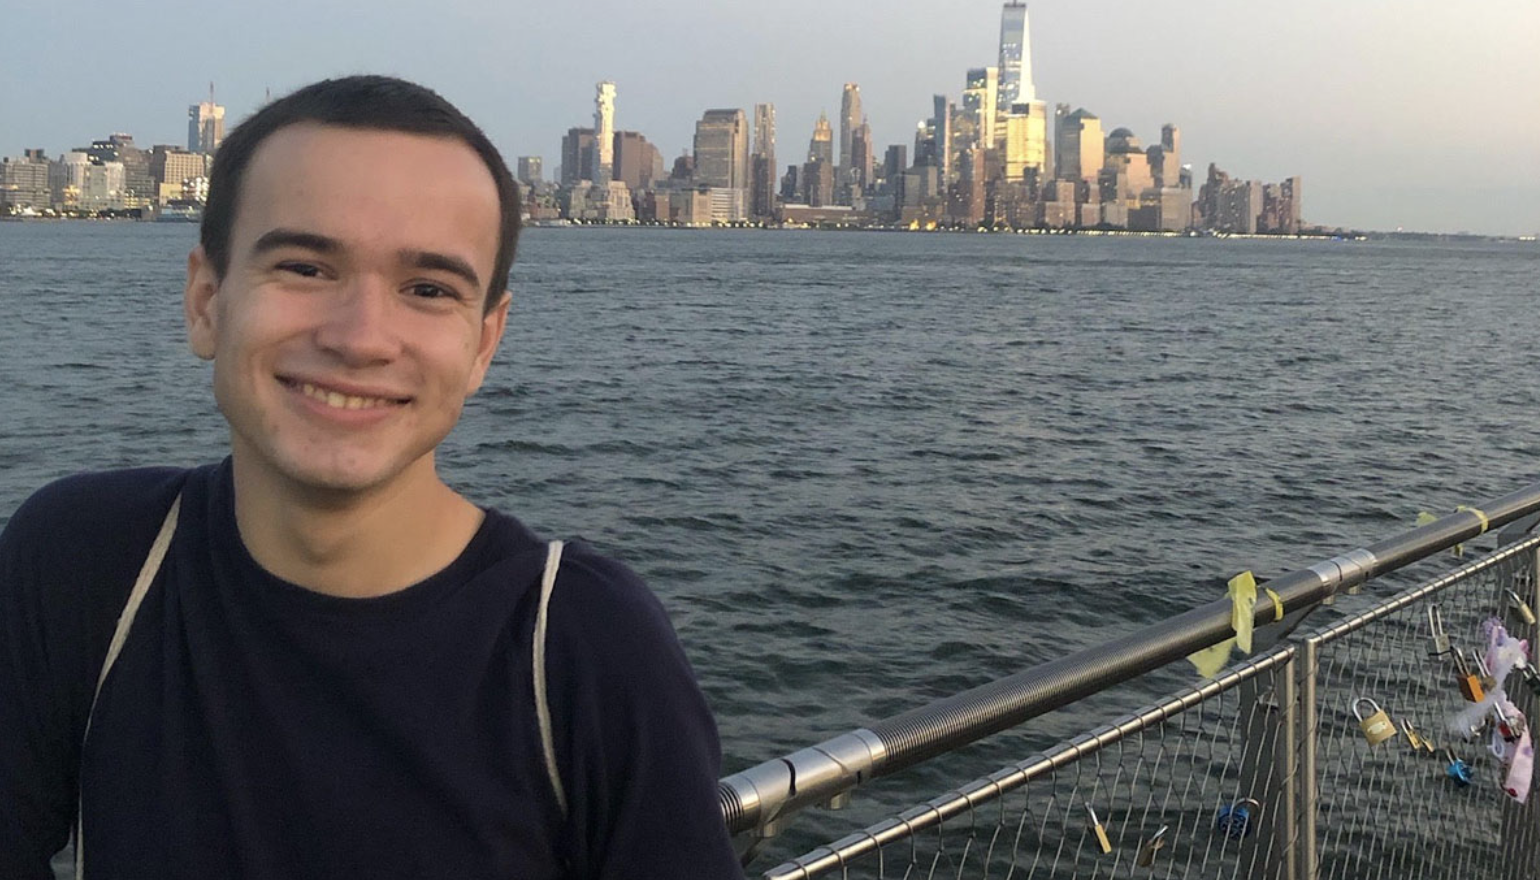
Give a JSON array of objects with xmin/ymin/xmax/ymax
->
[{"xmin": 3, "ymin": 0, "xmax": 1537, "ymax": 235}]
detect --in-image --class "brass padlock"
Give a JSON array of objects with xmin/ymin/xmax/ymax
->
[
  {"xmin": 1085, "ymin": 804, "xmax": 1112, "ymax": 854},
  {"xmin": 1402, "ymin": 718, "xmax": 1425, "ymax": 751},
  {"xmin": 1453, "ymin": 649, "xmax": 1485, "ymax": 702},
  {"xmin": 1136, "ymin": 825, "xmax": 1168, "ymax": 867},
  {"xmin": 1353, "ymin": 697, "xmax": 1398, "ymax": 745}
]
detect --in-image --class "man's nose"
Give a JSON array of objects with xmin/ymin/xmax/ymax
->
[{"xmin": 314, "ymin": 274, "xmax": 402, "ymax": 364}]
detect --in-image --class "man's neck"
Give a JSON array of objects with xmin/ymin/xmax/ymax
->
[{"xmin": 230, "ymin": 455, "xmax": 484, "ymax": 599}]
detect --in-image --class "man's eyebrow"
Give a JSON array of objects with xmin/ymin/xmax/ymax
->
[
  {"xmin": 250, "ymin": 228, "xmax": 342, "ymax": 257},
  {"xmin": 401, "ymin": 249, "xmax": 482, "ymax": 291}
]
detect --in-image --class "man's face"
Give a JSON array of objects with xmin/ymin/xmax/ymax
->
[{"xmin": 184, "ymin": 123, "xmax": 509, "ymax": 498}]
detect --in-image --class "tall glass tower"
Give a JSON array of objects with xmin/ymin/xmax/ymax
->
[{"xmin": 997, "ymin": 2, "xmax": 1034, "ymax": 109}]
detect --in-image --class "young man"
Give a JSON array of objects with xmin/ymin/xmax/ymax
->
[{"xmin": 0, "ymin": 76, "xmax": 743, "ymax": 878}]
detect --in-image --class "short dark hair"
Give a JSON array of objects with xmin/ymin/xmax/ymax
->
[{"xmin": 201, "ymin": 75, "xmax": 520, "ymax": 312}]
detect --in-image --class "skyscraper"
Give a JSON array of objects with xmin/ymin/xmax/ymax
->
[
  {"xmin": 839, "ymin": 84, "xmax": 861, "ymax": 183},
  {"xmin": 851, "ymin": 121, "xmax": 874, "ymax": 192},
  {"xmin": 517, "ymin": 156, "xmax": 543, "ymax": 185},
  {"xmin": 1054, "ymin": 108, "xmax": 1103, "ymax": 184},
  {"xmin": 963, "ymin": 68, "xmax": 999, "ymax": 150},
  {"xmin": 187, "ymin": 84, "xmax": 225, "ymax": 154},
  {"xmin": 612, "ymin": 132, "xmax": 662, "ymax": 190},
  {"xmin": 693, "ymin": 108, "xmax": 749, "ymax": 196},
  {"xmin": 560, "ymin": 128, "xmax": 597, "ymax": 185},
  {"xmin": 1003, "ymin": 101, "xmax": 1047, "ymax": 184},
  {"xmin": 751, "ymin": 103, "xmax": 777, "ymax": 220},
  {"xmin": 807, "ymin": 112, "xmax": 834, "ymax": 166},
  {"xmin": 998, "ymin": 2, "xmax": 1034, "ymax": 110},
  {"xmin": 932, "ymin": 96, "xmax": 953, "ymax": 184},
  {"xmin": 594, "ymin": 81, "xmax": 616, "ymax": 185}
]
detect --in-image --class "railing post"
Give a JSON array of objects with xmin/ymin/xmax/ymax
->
[
  {"xmin": 1295, "ymin": 637, "xmax": 1320, "ymax": 880},
  {"xmin": 1235, "ymin": 648, "xmax": 1297, "ymax": 880},
  {"xmin": 1276, "ymin": 650, "xmax": 1299, "ymax": 880}
]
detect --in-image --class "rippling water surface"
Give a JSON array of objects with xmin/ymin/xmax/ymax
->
[{"xmin": 2, "ymin": 223, "xmax": 1536, "ymax": 855}]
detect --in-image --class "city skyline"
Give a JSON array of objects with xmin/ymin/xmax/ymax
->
[{"xmin": 2, "ymin": 0, "xmax": 1536, "ymax": 235}]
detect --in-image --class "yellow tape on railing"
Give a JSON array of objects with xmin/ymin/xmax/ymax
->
[
  {"xmin": 1457, "ymin": 505, "xmax": 1490, "ymax": 535},
  {"xmin": 1229, "ymin": 571, "xmax": 1258, "ymax": 654},
  {"xmin": 1265, "ymin": 588, "xmax": 1284, "ymax": 622},
  {"xmin": 1188, "ymin": 571, "xmax": 1261, "ymax": 678}
]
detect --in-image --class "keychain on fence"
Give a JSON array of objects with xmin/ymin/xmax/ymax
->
[
  {"xmin": 1215, "ymin": 798, "xmax": 1261, "ymax": 839},
  {"xmin": 1084, "ymin": 804, "xmax": 1112, "ymax": 855},
  {"xmin": 1136, "ymin": 825, "xmax": 1168, "ymax": 867},
  {"xmin": 1354, "ymin": 697, "xmax": 1398, "ymax": 746}
]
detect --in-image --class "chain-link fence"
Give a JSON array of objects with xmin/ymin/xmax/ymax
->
[{"xmin": 754, "ymin": 536, "xmax": 1540, "ymax": 880}]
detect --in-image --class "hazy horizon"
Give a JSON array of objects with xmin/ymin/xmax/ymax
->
[{"xmin": 3, "ymin": 0, "xmax": 1536, "ymax": 236}]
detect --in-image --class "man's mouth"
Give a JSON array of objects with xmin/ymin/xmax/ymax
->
[{"xmin": 282, "ymin": 378, "xmax": 408, "ymax": 410}]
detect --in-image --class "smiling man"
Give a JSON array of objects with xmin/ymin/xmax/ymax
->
[{"xmin": 0, "ymin": 76, "xmax": 743, "ymax": 879}]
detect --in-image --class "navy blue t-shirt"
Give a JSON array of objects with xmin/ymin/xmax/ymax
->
[{"xmin": 0, "ymin": 461, "xmax": 743, "ymax": 878}]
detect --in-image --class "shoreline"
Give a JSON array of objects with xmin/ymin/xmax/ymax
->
[{"xmin": 2, "ymin": 213, "xmax": 1532, "ymax": 244}]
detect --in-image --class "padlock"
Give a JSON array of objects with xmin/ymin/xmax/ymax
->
[
  {"xmin": 1428, "ymin": 606, "xmax": 1452, "ymax": 656},
  {"xmin": 1085, "ymin": 804, "xmax": 1112, "ymax": 854},
  {"xmin": 1444, "ymin": 749, "xmax": 1473, "ymax": 787},
  {"xmin": 1474, "ymin": 653, "xmax": 1498, "ymax": 692},
  {"xmin": 1136, "ymin": 825, "xmax": 1168, "ymax": 867},
  {"xmin": 1215, "ymin": 798, "xmax": 1261, "ymax": 839},
  {"xmin": 1353, "ymin": 698, "xmax": 1398, "ymax": 746},
  {"xmin": 1453, "ymin": 650, "xmax": 1486, "ymax": 702},
  {"xmin": 1508, "ymin": 589, "xmax": 1538, "ymax": 627},
  {"xmin": 1403, "ymin": 719, "xmax": 1425, "ymax": 752}
]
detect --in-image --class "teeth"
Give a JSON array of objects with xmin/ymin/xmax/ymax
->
[{"xmin": 298, "ymin": 382, "xmax": 393, "ymax": 410}]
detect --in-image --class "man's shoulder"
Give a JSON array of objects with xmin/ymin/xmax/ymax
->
[{"xmin": 5, "ymin": 466, "xmax": 193, "ymax": 546}]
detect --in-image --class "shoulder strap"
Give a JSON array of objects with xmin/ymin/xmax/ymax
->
[
  {"xmin": 76, "ymin": 492, "xmax": 182, "ymax": 879},
  {"xmin": 533, "ymin": 540, "xmax": 568, "ymax": 818}
]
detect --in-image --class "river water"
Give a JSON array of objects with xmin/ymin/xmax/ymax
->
[{"xmin": 1, "ymin": 222, "xmax": 1536, "ymax": 857}]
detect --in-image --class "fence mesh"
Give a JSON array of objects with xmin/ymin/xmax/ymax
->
[
  {"xmin": 1304, "ymin": 539, "xmax": 1540, "ymax": 880},
  {"xmin": 760, "ymin": 537, "xmax": 1540, "ymax": 880}
]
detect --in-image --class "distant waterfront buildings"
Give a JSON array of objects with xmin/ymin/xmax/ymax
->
[{"xmin": 5, "ymin": 6, "xmax": 1312, "ymax": 229}]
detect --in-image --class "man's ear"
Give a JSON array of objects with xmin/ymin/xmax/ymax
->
[
  {"xmin": 466, "ymin": 289, "xmax": 512, "ymax": 395},
  {"xmin": 184, "ymin": 245, "xmax": 219, "ymax": 360}
]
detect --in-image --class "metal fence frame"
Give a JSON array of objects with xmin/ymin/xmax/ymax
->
[{"xmin": 723, "ymin": 483, "xmax": 1540, "ymax": 878}]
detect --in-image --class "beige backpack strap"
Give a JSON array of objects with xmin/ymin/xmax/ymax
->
[
  {"xmin": 533, "ymin": 540, "xmax": 568, "ymax": 818},
  {"xmin": 76, "ymin": 492, "xmax": 182, "ymax": 879}
]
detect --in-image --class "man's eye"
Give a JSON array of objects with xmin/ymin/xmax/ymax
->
[
  {"xmin": 277, "ymin": 262, "xmax": 322, "ymax": 278},
  {"xmin": 409, "ymin": 282, "xmax": 458, "ymax": 300}
]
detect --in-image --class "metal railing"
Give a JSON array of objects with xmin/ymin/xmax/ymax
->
[{"xmin": 723, "ymin": 482, "xmax": 1540, "ymax": 878}]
